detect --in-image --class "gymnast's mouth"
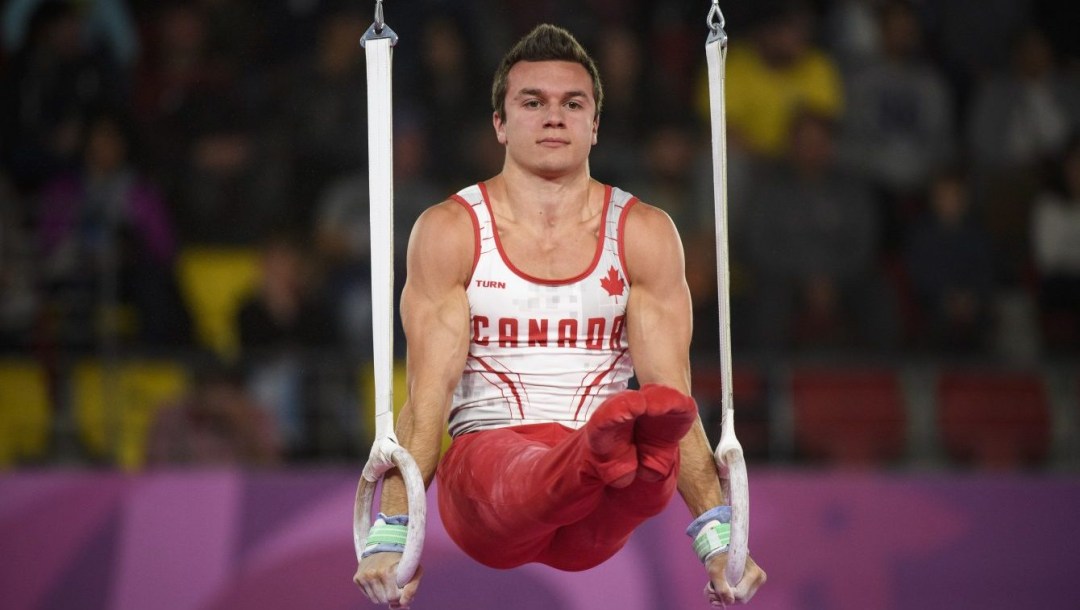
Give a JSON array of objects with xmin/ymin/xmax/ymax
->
[{"xmin": 537, "ymin": 138, "xmax": 571, "ymax": 146}]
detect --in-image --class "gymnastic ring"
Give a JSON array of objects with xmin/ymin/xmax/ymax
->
[
  {"xmin": 354, "ymin": 440, "xmax": 427, "ymax": 587},
  {"xmin": 715, "ymin": 436, "xmax": 749, "ymax": 586}
]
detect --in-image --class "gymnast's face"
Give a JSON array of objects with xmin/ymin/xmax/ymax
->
[{"xmin": 494, "ymin": 60, "xmax": 599, "ymax": 179}]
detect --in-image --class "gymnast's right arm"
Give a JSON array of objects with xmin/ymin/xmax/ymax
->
[{"xmin": 354, "ymin": 201, "xmax": 474, "ymax": 608}]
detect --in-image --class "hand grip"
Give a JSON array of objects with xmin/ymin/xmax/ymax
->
[{"xmin": 354, "ymin": 439, "xmax": 427, "ymax": 588}]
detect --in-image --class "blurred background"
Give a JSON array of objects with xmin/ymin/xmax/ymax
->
[
  {"xmin": 2, "ymin": 0, "xmax": 1079, "ymax": 472},
  {"xmin": 1, "ymin": 0, "xmax": 1079, "ymax": 608}
]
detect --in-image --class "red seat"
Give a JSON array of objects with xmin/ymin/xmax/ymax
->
[
  {"xmin": 692, "ymin": 365, "xmax": 769, "ymax": 460},
  {"xmin": 791, "ymin": 368, "xmax": 906, "ymax": 466},
  {"xmin": 937, "ymin": 371, "xmax": 1050, "ymax": 469}
]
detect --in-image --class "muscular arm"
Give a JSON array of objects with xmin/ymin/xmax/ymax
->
[
  {"xmin": 355, "ymin": 201, "xmax": 473, "ymax": 606},
  {"xmin": 624, "ymin": 202, "xmax": 766, "ymax": 603},
  {"xmin": 377, "ymin": 201, "xmax": 473, "ymax": 515},
  {"xmin": 622, "ymin": 203, "xmax": 725, "ymax": 517}
]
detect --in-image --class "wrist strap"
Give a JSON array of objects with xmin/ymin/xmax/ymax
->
[
  {"xmin": 687, "ymin": 506, "xmax": 731, "ymax": 563},
  {"xmin": 686, "ymin": 505, "xmax": 731, "ymax": 538},
  {"xmin": 361, "ymin": 513, "xmax": 409, "ymax": 558}
]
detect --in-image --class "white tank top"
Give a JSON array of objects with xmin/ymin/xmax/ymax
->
[{"xmin": 448, "ymin": 182, "xmax": 638, "ymax": 437}]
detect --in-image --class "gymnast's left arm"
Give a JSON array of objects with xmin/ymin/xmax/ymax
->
[{"xmin": 623, "ymin": 202, "xmax": 766, "ymax": 605}]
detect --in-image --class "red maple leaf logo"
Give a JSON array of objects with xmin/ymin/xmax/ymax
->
[{"xmin": 600, "ymin": 266, "xmax": 625, "ymax": 297}]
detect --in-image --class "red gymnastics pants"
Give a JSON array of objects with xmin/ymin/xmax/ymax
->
[{"xmin": 436, "ymin": 384, "xmax": 697, "ymax": 571}]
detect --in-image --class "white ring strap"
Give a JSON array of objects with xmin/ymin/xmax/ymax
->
[
  {"xmin": 705, "ymin": 5, "xmax": 750, "ymax": 587},
  {"xmin": 354, "ymin": 9, "xmax": 426, "ymax": 589},
  {"xmin": 365, "ymin": 33, "xmax": 396, "ymax": 446}
]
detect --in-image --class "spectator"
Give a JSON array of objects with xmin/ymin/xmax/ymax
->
[
  {"xmin": 37, "ymin": 112, "xmax": 190, "ymax": 348},
  {"xmin": 314, "ymin": 112, "xmax": 441, "ymax": 354},
  {"xmin": 0, "ymin": 0, "xmax": 126, "ymax": 191},
  {"xmin": 825, "ymin": 0, "xmax": 885, "ymax": 71},
  {"xmin": 3, "ymin": 0, "xmax": 139, "ymax": 66},
  {"xmin": 589, "ymin": 24, "xmax": 648, "ymax": 186},
  {"xmin": 642, "ymin": 1, "xmax": 698, "ymax": 120},
  {"xmin": 697, "ymin": 0, "xmax": 844, "ymax": 160},
  {"xmin": 967, "ymin": 28, "xmax": 1079, "ymax": 284},
  {"xmin": 314, "ymin": 170, "xmax": 373, "ymax": 356},
  {"xmin": 904, "ymin": 169, "xmax": 996, "ymax": 352},
  {"xmin": 282, "ymin": 6, "xmax": 369, "ymax": 216},
  {"xmin": 237, "ymin": 232, "xmax": 338, "ymax": 457},
  {"xmin": 0, "ymin": 172, "xmax": 38, "ymax": 349},
  {"xmin": 238, "ymin": 232, "xmax": 337, "ymax": 352},
  {"xmin": 173, "ymin": 107, "xmax": 288, "ymax": 244},
  {"xmin": 1031, "ymin": 136, "xmax": 1080, "ymax": 350},
  {"xmin": 745, "ymin": 111, "xmax": 895, "ymax": 351},
  {"xmin": 839, "ymin": 0, "xmax": 955, "ymax": 240},
  {"xmin": 411, "ymin": 15, "xmax": 488, "ymax": 188},
  {"xmin": 133, "ymin": 3, "xmax": 285, "ymax": 242},
  {"xmin": 623, "ymin": 120, "xmax": 704, "ymax": 233},
  {"xmin": 132, "ymin": 3, "xmax": 216, "ymax": 161},
  {"xmin": 147, "ymin": 362, "xmax": 281, "ymax": 467},
  {"xmin": 920, "ymin": 0, "xmax": 1033, "ymax": 108},
  {"xmin": 967, "ymin": 28, "xmax": 1078, "ymax": 172}
]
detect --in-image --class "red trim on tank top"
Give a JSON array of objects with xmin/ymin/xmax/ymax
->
[
  {"xmin": 477, "ymin": 181, "xmax": 612, "ymax": 287},
  {"xmin": 450, "ymin": 194, "xmax": 482, "ymax": 284},
  {"xmin": 617, "ymin": 196, "xmax": 638, "ymax": 285}
]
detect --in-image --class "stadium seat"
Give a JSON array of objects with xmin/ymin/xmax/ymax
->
[
  {"xmin": 693, "ymin": 365, "xmax": 769, "ymax": 460},
  {"xmin": 937, "ymin": 370, "xmax": 1050, "ymax": 469},
  {"xmin": 176, "ymin": 247, "xmax": 260, "ymax": 357},
  {"xmin": 0, "ymin": 360, "xmax": 51, "ymax": 466},
  {"xmin": 791, "ymin": 368, "xmax": 906, "ymax": 466},
  {"xmin": 72, "ymin": 360, "xmax": 188, "ymax": 469}
]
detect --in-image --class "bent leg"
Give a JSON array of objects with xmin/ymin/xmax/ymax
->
[
  {"xmin": 537, "ymin": 467, "xmax": 681, "ymax": 570},
  {"xmin": 438, "ymin": 387, "xmax": 696, "ymax": 570},
  {"xmin": 437, "ymin": 424, "xmax": 588, "ymax": 568},
  {"xmin": 635, "ymin": 384, "xmax": 698, "ymax": 480},
  {"xmin": 438, "ymin": 390, "xmax": 647, "ymax": 568},
  {"xmin": 537, "ymin": 385, "xmax": 697, "ymax": 570}
]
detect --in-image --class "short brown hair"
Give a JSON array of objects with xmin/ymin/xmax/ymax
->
[{"xmin": 491, "ymin": 24, "xmax": 603, "ymax": 120}]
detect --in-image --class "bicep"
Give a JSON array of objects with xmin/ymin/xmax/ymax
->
[
  {"xmin": 624, "ymin": 204, "xmax": 693, "ymax": 394},
  {"xmin": 399, "ymin": 203, "xmax": 474, "ymax": 419}
]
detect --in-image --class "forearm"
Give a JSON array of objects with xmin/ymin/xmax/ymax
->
[
  {"xmin": 372, "ymin": 393, "xmax": 448, "ymax": 516},
  {"xmin": 677, "ymin": 419, "xmax": 726, "ymax": 517}
]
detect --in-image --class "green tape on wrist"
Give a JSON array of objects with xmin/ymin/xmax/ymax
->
[
  {"xmin": 692, "ymin": 520, "xmax": 731, "ymax": 563},
  {"xmin": 365, "ymin": 522, "xmax": 409, "ymax": 547}
]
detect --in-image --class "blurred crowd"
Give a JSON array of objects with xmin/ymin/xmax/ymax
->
[{"xmin": 1, "ymin": 0, "xmax": 1079, "ymax": 467}]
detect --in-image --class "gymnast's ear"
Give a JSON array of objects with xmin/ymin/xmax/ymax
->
[{"xmin": 494, "ymin": 110, "xmax": 508, "ymax": 145}]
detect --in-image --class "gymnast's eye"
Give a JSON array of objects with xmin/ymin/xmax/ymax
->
[
  {"xmin": 566, "ymin": 100, "xmax": 583, "ymax": 110},
  {"xmin": 524, "ymin": 99, "xmax": 542, "ymax": 109}
]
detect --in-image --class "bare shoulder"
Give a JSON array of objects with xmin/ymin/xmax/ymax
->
[
  {"xmin": 411, "ymin": 199, "xmax": 473, "ymax": 238},
  {"xmin": 624, "ymin": 199, "xmax": 684, "ymax": 281},
  {"xmin": 624, "ymin": 199, "xmax": 681, "ymax": 242},
  {"xmin": 408, "ymin": 199, "xmax": 475, "ymax": 286}
]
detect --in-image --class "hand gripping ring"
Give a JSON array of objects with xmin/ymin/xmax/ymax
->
[{"xmin": 353, "ymin": 438, "xmax": 427, "ymax": 588}]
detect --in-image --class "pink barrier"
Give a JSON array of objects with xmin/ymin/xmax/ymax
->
[{"xmin": 1, "ymin": 470, "xmax": 1078, "ymax": 610}]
